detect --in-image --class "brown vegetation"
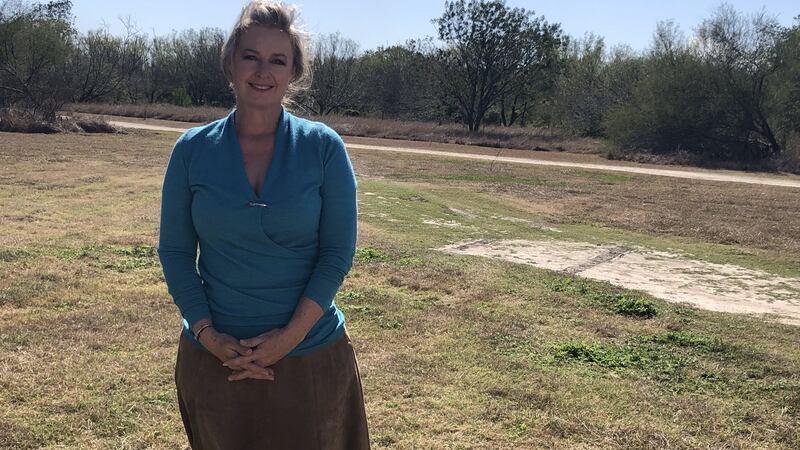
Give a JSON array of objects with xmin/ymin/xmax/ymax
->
[
  {"xmin": 66, "ymin": 102, "xmax": 603, "ymax": 154},
  {"xmin": 0, "ymin": 109, "xmax": 119, "ymax": 134}
]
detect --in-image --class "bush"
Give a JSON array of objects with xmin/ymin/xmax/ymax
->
[
  {"xmin": 74, "ymin": 118, "xmax": 119, "ymax": 133},
  {"xmin": 0, "ymin": 110, "xmax": 60, "ymax": 133},
  {"xmin": 0, "ymin": 109, "xmax": 118, "ymax": 134}
]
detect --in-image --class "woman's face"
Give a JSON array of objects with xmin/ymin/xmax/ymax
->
[{"xmin": 229, "ymin": 25, "xmax": 295, "ymax": 110}]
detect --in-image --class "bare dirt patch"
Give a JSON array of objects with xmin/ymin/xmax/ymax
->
[{"xmin": 441, "ymin": 239, "xmax": 800, "ymax": 325}]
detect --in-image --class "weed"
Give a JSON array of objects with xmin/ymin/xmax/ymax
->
[
  {"xmin": 544, "ymin": 275, "xmax": 657, "ymax": 319},
  {"xmin": 612, "ymin": 295, "xmax": 657, "ymax": 318},
  {"xmin": 0, "ymin": 248, "xmax": 35, "ymax": 263},
  {"xmin": 645, "ymin": 331, "xmax": 725, "ymax": 353},
  {"xmin": 553, "ymin": 341, "xmax": 651, "ymax": 369},
  {"xmin": 112, "ymin": 245, "xmax": 157, "ymax": 258},
  {"xmin": 337, "ymin": 290, "xmax": 365, "ymax": 302},
  {"xmin": 354, "ymin": 247, "xmax": 389, "ymax": 263},
  {"xmin": 411, "ymin": 295, "xmax": 439, "ymax": 309},
  {"xmin": 55, "ymin": 246, "xmax": 99, "ymax": 260}
]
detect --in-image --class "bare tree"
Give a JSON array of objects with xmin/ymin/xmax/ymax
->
[
  {"xmin": 696, "ymin": 4, "xmax": 785, "ymax": 157},
  {"xmin": 173, "ymin": 28, "xmax": 231, "ymax": 106},
  {"xmin": 69, "ymin": 20, "xmax": 146, "ymax": 103},
  {"xmin": 304, "ymin": 32, "xmax": 360, "ymax": 115},
  {"xmin": 0, "ymin": 0, "xmax": 75, "ymax": 120}
]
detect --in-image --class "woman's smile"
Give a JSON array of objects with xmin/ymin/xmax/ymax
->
[{"xmin": 249, "ymin": 82, "xmax": 275, "ymax": 92}]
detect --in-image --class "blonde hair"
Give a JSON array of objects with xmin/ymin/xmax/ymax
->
[{"xmin": 220, "ymin": 1, "xmax": 311, "ymax": 101}]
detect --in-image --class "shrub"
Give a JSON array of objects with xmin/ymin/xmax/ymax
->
[
  {"xmin": 74, "ymin": 118, "xmax": 119, "ymax": 133},
  {"xmin": 0, "ymin": 109, "xmax": 118, "ymax": 134}
]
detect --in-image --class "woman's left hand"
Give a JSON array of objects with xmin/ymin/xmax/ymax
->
[{"xmin": 223, "ymin": 328, "xmax": 303, "ymax": 381}]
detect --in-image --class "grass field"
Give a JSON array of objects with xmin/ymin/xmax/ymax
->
[{"xmin": 1, "ymin": 129, "xmax": 799, "ymax": 449}]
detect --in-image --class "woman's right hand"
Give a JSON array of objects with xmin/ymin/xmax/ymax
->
[{"xmin": 198, "ymin": 328, "xmax": 275, "ymax": 381}]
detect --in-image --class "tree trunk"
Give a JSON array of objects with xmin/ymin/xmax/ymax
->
[{"xmin": 499, "ymin": 95, "xmax": 507, "ymax": 126}]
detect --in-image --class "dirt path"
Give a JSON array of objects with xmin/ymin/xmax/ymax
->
[
  {"xmin": 108, "ymin": 121, "xmax": 188, "ymax": 133},
  {"xmin": 107, "ymin": 118, "xmax": 800, "ymax": 189},
  {"xmin": 441, "ymin": 239, "xmax": 800, "ymax": 326}
]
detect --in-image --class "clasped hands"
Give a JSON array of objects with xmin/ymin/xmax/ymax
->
[{"xmin": 198, "ymin": 327, "xmax": 302, "ymax": 382}]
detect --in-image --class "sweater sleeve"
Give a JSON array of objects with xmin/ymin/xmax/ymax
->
[
  {"xmin": 158, "ymin": 135, "xmax": 211, "ymax": 327},
  {"xmin": 302, "ymin": 131, "xmax": 358, "ymax": 310}
]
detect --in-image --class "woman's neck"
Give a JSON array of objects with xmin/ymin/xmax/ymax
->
[{"xmin": 234, "ymin": 104, "xmax": 282, "ymax": 138}]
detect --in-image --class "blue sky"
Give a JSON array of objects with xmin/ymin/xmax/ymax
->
[{"xmin": 73, "ymin": 1, "xmax": 798, "ymax": 52}]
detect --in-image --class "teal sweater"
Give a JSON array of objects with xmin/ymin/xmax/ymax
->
[{"xmin": 158, "ymin": 108, "xmax": 357, "ymax": 356}]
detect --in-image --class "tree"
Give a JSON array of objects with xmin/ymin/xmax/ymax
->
[
  {"xmin": 303, "ymin": 32, "xmax": 360, "ymax": 115},
  {"xmin": 433, "ymin": 0, "xmax": 564, "ymax": 132},
  {"xmin": 770, "ymin": 17, "xmax": 800, "ymax": 138},
  {"xmin": 497, "ymin": 21, "xmax": 566, "ymax": 127},
  {"xmin": 605, "ymin": 8, "xmax": 796, "ymax": 163},
  {"xmin": 604, "ymin": 22, "xmax": 721, "ymax": 156},
  {"xmin": 357, "ymin": 39, "xmax": 440, "ymax": 120},
  {"xmin": 551, "ymin": 34, "xmax": 610, "ymax": 136},
  {"xmin": 135, "ymin": 34, "xmax": 183, "ymax": 104},
  {"xmin": 69, "ymin": 23, "xmax": 146, "ymax": 103},
  {"xmin": 0, "ymin": 0, "xmax": 75, "ymax": 120},
  {"xmin": 695, "ymin": 4, "xmax": 786, "ymax": 159},
  {"xmin": 173, "ymin": 28, "xmax": 232, "ymax": 106}
]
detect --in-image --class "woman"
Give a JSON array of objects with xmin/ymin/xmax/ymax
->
[{"xmin": 157, "ymin": 2, "xmax": 369, "ymax": 448}]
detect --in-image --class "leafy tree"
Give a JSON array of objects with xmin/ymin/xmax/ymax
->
[
  {"xmin": 770, "ymin": 17, "xmax": 800, "ymax": 139},
  {"xmin": 604, "ymin": 22, "xmax": 721, "ymax": 157},
  {"xmin": 357, "ymin": 39, "xmax": 440, "ymax": 120},
  {"xmin": 433, "ymin": 0, "xmax": 564, "ymax": 132},
  {"xmin": 497, "ymin": 20, "xmax": 567, "ymax": 127},
  {"xmin": 552, "ymin": 34, "xmax": 610, "ymax": 136},
  {"xmin": 606, "ymin": 8, "xmax": 796, "ymax": 163}
]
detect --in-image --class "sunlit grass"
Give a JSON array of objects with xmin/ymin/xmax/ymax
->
[{"xmin": 1, "ymin": 129, "xmax": 798, "ymax": 449}]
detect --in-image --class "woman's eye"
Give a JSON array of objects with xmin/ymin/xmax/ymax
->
[
  {"xmin": 272, "ymin": 59, "xmax": 286, "ymax": 65},
  {"xmin": 244, "ymin": 55, "xmax": 257, "ymax": 60}
]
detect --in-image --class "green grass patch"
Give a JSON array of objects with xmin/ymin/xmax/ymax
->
[
  {"xmin": 612, "ymin": 295, "xmax": 657, "ymax": 318},
  {"xmin": 546, "ymin": 330, "xmax": 749, "ymax": 391},
  {"xmin": 543, "ymin": 274, "xmax": 657, "ymax": 318},
  {"xmin": 354, "ymin": 246, "xmax": 389, "ymax": 263},
  {"xmin": 51, "ymin": 244, "xmax": 159, "ymax": 273}
]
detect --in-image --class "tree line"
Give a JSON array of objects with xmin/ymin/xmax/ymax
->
[{"xmin": 2, "ymin": 0, "xmax": 799, "ymax": 164}]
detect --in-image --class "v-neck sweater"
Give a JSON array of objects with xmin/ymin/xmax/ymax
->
[{"xmin": 158, "ymin": 108, "xmax": 357, "ymax": 356}]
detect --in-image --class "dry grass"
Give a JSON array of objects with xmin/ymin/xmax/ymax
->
[
  {"xmin": 66, "ymin": 102, "xmax": 603, "ymax": 154},
  {"xmin": 1, "ymin": 129, "xmax": 799, "ymax": 449},
  {"xmin": 67, "ymin": 102, "xmax": 800, "ymax": 174},
  {"xmin": 319, "ymin": 115, "xmax": 602, "ymax": 154},
  {"xmin": 65, "ymin": 103, "xmax": 231, "ymax": 124},
  {"xmin": 0, "ymin": 109, "xmax": 119, "ymax": 134}
]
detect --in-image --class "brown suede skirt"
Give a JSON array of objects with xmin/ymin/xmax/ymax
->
[{"xmin": 174, "ymin": 332, "xmax": 370, "ymax": 450}]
